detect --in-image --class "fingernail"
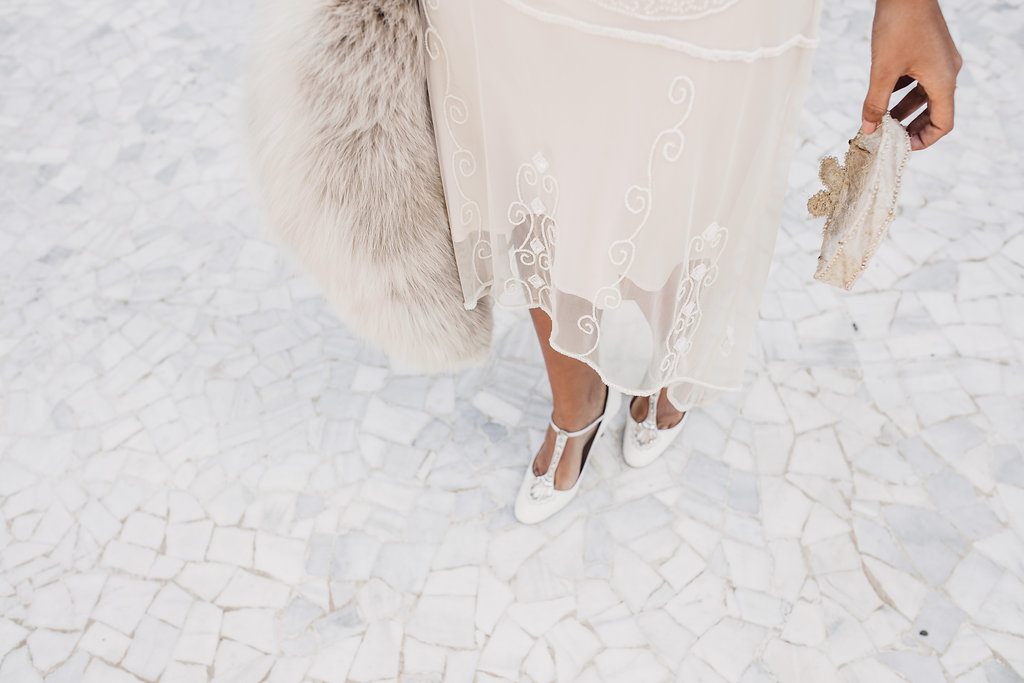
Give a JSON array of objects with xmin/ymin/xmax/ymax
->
[{"xmin": 860, "ymin": 119, "xmax": 877, "ymax": 134}]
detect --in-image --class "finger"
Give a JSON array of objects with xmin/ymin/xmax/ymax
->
[
  {"xmin": 861, "ymin": 68, "xmax": 900, "ymax": 134},
  {"xmin": 892, "ymin": 75, "xmax": 915, "ymax": 92},
  {"xmin": 905, "ymin": 107, "xmax": 947, "ymax": 151},
  {"xmin": 889, "ymin": 84, "xmax": 928, "ymax": 123},
  {"xmin": 915, "ymin": 80, "xmax": 956, "ymax": 149}
]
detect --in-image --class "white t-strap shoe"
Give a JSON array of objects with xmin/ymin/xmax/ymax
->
[
  {"xmin": 514, "ymin": 387, "xmax": 621, "ymax": 525},
  {"xmin": 622, "ymin": 392, "xmax": 687, "ymax": 468}
]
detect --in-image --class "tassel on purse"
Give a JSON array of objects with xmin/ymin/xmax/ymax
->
[{"xmin": 242, "ymin": 0, "xmax": 492, "ymax": 371}]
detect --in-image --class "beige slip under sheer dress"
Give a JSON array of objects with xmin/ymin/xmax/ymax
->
[{"xmin": 420, "ymin": 0, "xmax": 823, "ymax": 411}]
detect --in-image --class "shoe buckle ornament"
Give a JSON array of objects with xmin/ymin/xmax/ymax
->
[
  {"xmin": 530, "ymin": 431, "xmax": 568, "ymax": 500},
  {"xmin": 632, "ymin": 393, "xmax": 660, "ymax": 448}
]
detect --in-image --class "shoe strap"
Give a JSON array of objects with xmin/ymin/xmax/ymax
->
[
  {"xmin": 548, "ymin": 409, "xmax": 606, "ymax": 438},
  {"xmin": 535, "ymin": 390, "xmax": 609, "ymax": 494},
  {"xmin": 643, "ymin": 391, "xmax": 658, "ymax": 428}
]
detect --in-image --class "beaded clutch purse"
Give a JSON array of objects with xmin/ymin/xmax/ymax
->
[{"xmin": 808, "ymin": 113, "xmax": 912, "ymax": 290}]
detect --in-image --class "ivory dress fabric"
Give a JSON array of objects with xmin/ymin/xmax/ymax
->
[{"xmin": 419, "ymin": 0, "xmax": 823, "ymax": 411}]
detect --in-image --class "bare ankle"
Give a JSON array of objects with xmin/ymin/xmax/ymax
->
[
  {"xmin": 551, "ymin": 384, "xmax": 607, "ymax": 431},
  {"xmin": 630, "ymin": 390, "xmax": 684, "ymax": 429}
]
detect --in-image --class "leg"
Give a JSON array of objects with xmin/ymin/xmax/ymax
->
[
  {"xmin": 529, "ymin": 307, "xmax": 608, "ymax": 490},
  {"xmin": 628, "ymin": 388, "xmax": 685, "ymax": 428}
]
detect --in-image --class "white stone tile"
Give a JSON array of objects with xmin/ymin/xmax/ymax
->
[
  {"xmin": 443, "ymin": 649, "xmax": 481, "ymax": 683},
  {"xmin": 81, "ymin": 657, "xmax": 143, "ymax": 683},
  {"xmin": 350, "ymin": 365, "xmax": 389, "ymax": 393},
  {"xmin": 78, "ymin": 499, "xmax": 121, "ymax": 545},
  {"xmin": 770, "ymin": 539, "xmax": 808, "ymax": 603},
  {"xmin": 910, "ymin": 590, "xmax": 966, "ymax": 652},
  {"xmin": 160, "ymin": 662, "xmax": 210, "ymax": 683},
  {"xmin": 522, "ymin": 639, "xmax": 556, "ymax": 682},
  {"xmin": 0, "ymin": 618, "xmax": 29, "ymax": 661},
  {"xmin": 940, "ymin": 626, "xmax": 992, "ymax": 678},
  {"xmin": 122, "ymin": 615, "xmax": 179, "ymax": 681},
  {"xmin": 477, "ymin": 617, "xmax": 534, "ymax": 679},
  {"xmin": 253, "ymin": 532, "xmax": 306, "ymax": 584},
  {"xmin": 79, "ymin": 621, "xmax": 132, "ymax": 663},
  {"xmin": 546, "ymin": 618, "xmax": 602, "ymax": 682},
  {"xmin": 736, "ymin": 588, "xmax": 786, "ymax": 628},
  {"xmin": 821, "ymin": 600, "xmax": 875, "ymax": 666},
  {"xmin": 657, "ymin": 542, "xmax": 705, "ymax": 591},
  {"xmin": 91, "ymin": 576, "xmax": 161, "ymax": 635},
  {"xmin": 611, "ymin": 546, "xmax": 664, "ymax": 612},
  {"xmin": 25, "ymin": 627, "xmax": 77, "ymax": 672},
  {"xmin": 802, "ymin": 504, "xmax": 850, "ymax": 545},
  {"xmin": 741, "ymin": 375, "xmax": 790, "ymax": 424},
  {"xmin": 575, "ymin": 579, "xmax": 621, "ymax": 623},
  {"xmin": 206, "ymin": 526, "xmax": 254, "ymax": 567},
  {"xmin": 470, "ymin": 391, "xmax": 523, "ymax": 426},
  {"xmin": 421, "ymin": 567, "xmax": 479, "ymax": 598},
  {"xmin": 173, "ymin": 603, "xmax": 222, "ymax": 667},
  {"xmin": 975, "ymin": 529, "xmax": 1024, "ymax": 581},
  {"xmin": 216, "ymin": 569, "xmax": 291, "ymax": 609},
  {"xmin": 594, "ymin": 647, "xmax": 672, "ymax": 681},
  {"xmin": 663, "ymin": 573, "xmax": 729, "ymax": 635},
  {"xmin": 781, "ymin": 600, "xmax": 825, "ymax": 645},
  {"xmin": 876, "ymin": 651, "xmax": 946, "ymax": 683},
  {"xmin": 98, "ymin": 540, "xmax": 156, "ymax": 576},
  {"xmin": 120, "ymin": 511, "xmax": 166, "ymax": 550},
  {"xmin": 176, "ymin": 562, "xmax": 235, "ymax": 602},
  {"xmin": 692, "ymin": 618, "xmax": 768, "ymax": 681},
  {"xmin": 677, "ymin": 654, "xmax": 729, "ymax": 683},
  {"xmin": 346, "ymin": 620, "xmax": 401, "ymax": 681},
  {"xmin": 165, "ymin": 520, "xmax": 214, "ymax": 562},
  {"xmin": 506, "ymin": 597, "xmax": 574, "ymax": 638},
  {"xmin": 975, "ymin": 572, "xmax": 1024, "ymax": 635},
  {"xmin": 762, "ymin": 638, "xmax": 843, "ymax": 683},
  {"xmin": 45, "ymin": 648, "xmax": 89, "ymax": 683},
  {"xmin": 817, "ymin": 569, "xmax": 884, "ymax": 621},
  {"xmin": 473, "ymin": 567, "xmax": 514, "ymax": 636},
  {"xmin": 147, "ymin": 583, "xmax": 193, "ymax": 628},
  {"xmin": 840, "ymin": 658, "xmax": 908, "ymax": 683},
  {"xmin": 361, "ymin": 396, "xmax": 432, "ymax": 445},
  {"xmin": 808, "ymin": 534, "xmax": 861, "ymax": 574},
  {"xmin": 406, "ymin": 595, "xmax": 475, "ymax": 649},
  {"xmin": 975, "ymin": 629, "xmax": 1024, "ymax": 681},
  {"xmin": 222, "ymin": 608, "xmax": 278, "ymax": 654},
  {"xmin": 760, "ymin": 478, "xmax": 813, "ymax": 538},
  {"xmin": 722, "ymin": 539, "xmax": 772, "ymax": 592},
  {"xmin": 487, "ymin": 524, "xmax": 547, "ymax": 581},
  {"xmin": 211, "ymin": 639, "xmax": 274, "ymax": 682}
]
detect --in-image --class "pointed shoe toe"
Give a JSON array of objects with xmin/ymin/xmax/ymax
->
[{"xmin": 622, "ymin": 393, "xmax": 687, "ymax": 468}]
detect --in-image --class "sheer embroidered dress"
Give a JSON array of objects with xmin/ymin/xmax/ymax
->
[{"xmin": 419, "ymin": 0, "xmax": 822, "ymax": 411}]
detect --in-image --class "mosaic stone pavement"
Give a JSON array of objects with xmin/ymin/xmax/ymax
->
[{"xmin": 1, "ymin": 0, "xmax": 1023, "ymax": 681}]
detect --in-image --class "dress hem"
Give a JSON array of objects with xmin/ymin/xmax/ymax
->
[{"xmin": 465, "ymin": 285, "xmax": 744, "ymax": 412}]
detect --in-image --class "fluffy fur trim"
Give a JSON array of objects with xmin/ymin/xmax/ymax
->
[{"xmin": 242, "ymin": 0, "xmax": 492, "ymax": 371}]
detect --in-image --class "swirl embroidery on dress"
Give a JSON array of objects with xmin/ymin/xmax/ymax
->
[
  {"xmin": 569, "ymin": 74, "xmax": 697, "ymax": 356},
  {"xmin": 420, "ymin": 0, "xmax": 489, "ymax": 291},
  {"xmin": 660, "ymin": 221, "xmax": 729, "ymax": 375},
  {"xmin": 720, "ymin": 321, "xmax": 735, "ymax": 356},
  {"xmin": 503, "ymin": 152, "xmax": 560, "ymax": 308},
  {"xmin": 587, "ymin": 0, "xmax": 740, "ymax": 20}
]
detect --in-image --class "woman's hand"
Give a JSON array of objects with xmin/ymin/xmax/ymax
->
[{"xmin": 861, "ymin": 0, "xmax": 962, "ymax": 150}]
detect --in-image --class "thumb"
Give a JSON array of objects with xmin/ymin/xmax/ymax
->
[{"xmin": 861, "ymin": 68, "xmax": 897, "ymax": 134}]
